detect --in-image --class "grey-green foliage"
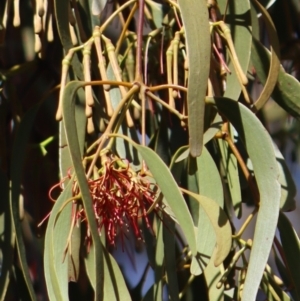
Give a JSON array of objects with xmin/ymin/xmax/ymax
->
[{"xmin": 1, "ymin": 0, "xmax": 300, "ymax": 301}]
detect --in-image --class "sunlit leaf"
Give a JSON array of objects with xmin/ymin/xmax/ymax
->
[
  {"xmin": 204, "ymin": 249, "xmax": 224, "ymax": 301},
  {"xmin": 54, "ymin": 0, "xmax": 83, "ymax": 78},
  {"xmin": 191, "ymin": 146, "xmax": 224, "ymax": 275},
  {"xmin": 62, "ymin": 80, "xmax": 104, "ymax": 300},
  {"xmin": 85, "ymin": 242, "xmax": 132, "ymax": 301},
  {"xmin": 251, "ymin": 38, "xmax": 300, "ymax": 118},
  {"xmin": 251, "ymin": 0, "xmax": 280, "ymax": 111},
  {"xmin": 59, "ymin": 87, "xmax": 86, "ymax": 282},
  {"xmin": 44, "ymin": 182, "xmax": 73, "ymax": 300},
  {"xmin": 182, "ymin": 189, "xmax": 232, "ymax": 267},
  {"xmin": 218, "ymin": 0, "xmax": 252, "ymax": 100},
  {"xmin": 135, "ymin": 144, "xmax": 197, "ymax": 255},
  {"xmin": 272, "ymin": 143, "xmax": 296, "ymax": 212},
  {"xmin": 218, "ymin": 129, "xmax": 242, "ymax": 218},
  {"xmin": 178, "ymin": 0, "xmax": 211, "ymax": 157},
  {"xmin": 207, "ymin": 96, "xmax": 281, "ymax": 301}
]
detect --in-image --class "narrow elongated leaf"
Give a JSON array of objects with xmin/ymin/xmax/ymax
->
[
  {"xmin": 53, "ymin": 202, "xmax": 73, "ymax": 297},
  {"xmin": 106, "ymin": 63, "xmax": 141, "ymax": 166},
  {"xmin": 44, "ymin": 182, "xmax": 73, "ymax": 300},
  {"xmin": 277, "ymin": 213, "xmax": 300, "ymax": 300},
  {"xmin": 204, "ymin": 249, "xmax": 224, "ymax": 301},
  {"xmin": 191, "ymin": 146, "xmax": 224, "ymax": 275},
  {"xmin": 59, "ymin": 87, "xmax": 86, "ymax": 282},
  {"xmin": 163, "ymin": 216, "xmax": 179, "ymax": 301},
  {"xmin": 218, "ymin": 132, "xmax": 242, "ymax": 218},
  {"xmin": 181, "ymin": 189, "xmax": 232, "ymax": 267},
  {"xmin": 251, "ymin": 0, "xmax": 280, "ymax": 111},
  {"xmin": 154, "ymin": 220, "xmax": 164, "ymax": 301},
  {"xmin": 219, "ymin": 0, "xmax": 252, "ymax": 100},
  {"xmin": 62, "ymin": 80, "xmax": 104, "ymax": 300},
  {"xmin": 272, "ymin": 144, "xmax": 296, "ymax": 212},
  {"xmin": 178, "ymin": 0, "xmax": 211, "ymax": 157},
  {"xmin": 251, "ymin": 38, "xmax": 300, "ymax": 118},
  {"xmin": 85, "ymin": 243, "xmax": 132, "ymax": 301},
  {"xmin": 206, "ymin": 97, "xmax": 281, "ymax": 301},
  {"xmin": 54, "ymin": 0, "xmax": 83, "ymax": 79},
  {"xmin": 135, "ymin": 145, "xmax": 197, "ymax": 255}
]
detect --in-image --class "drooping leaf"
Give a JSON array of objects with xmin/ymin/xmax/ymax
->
[
  {"xmin": 191, "ymin": 146, "xmax": 224, "ymax": 275},
  {"xmin": 62, "ymin": 80, "xmax": 104, "ymax": 300},
  {"xmin": 204, "ymin": 249, "xmax": 224, "ymax": 301},
  {"xmin": 218, "ymin": 128, "xmax": 242, "ymax": 218},
  {"xmin": 178, "ymin": 0, "xmax": 211, "ymax": 157},
  {"xmin": 59, "ymin": 87, "xmax": 86, "ymax": 282},
  {"xmin": 53, "ymin": 0, "xmax": 83, "ymax": 79},
  {"xmin": 135, "ymin": 144, "xmax": 197, "ymax": 255},
  {"xmin": 181, "ymin": 189, "xmax": 232, "ymax": 267},
  {"xmin": 277, "ymin": 213, "xmax": 300, "ymax": 301},
  {"xmin": 163, "ymin": 215, "xmax": 179, "ymax": 301},
  {"xmin": 251, "ymin": 37, "xmax": 300, "ymax": 119},
  {"xmin": 44, "ymin": 182, "xmax": 73, "ymax": 300},
  {"xmin": 272, "ymin": 143, "xmax": 296, "ymax": 212},
  {"xmin": 106, "ymin": 63, "xmax": 141, "ymax": 167},
  {"xmin": 219, "ymin": 0, "xmax": 252, "ymax": 100},
  {"xmin": 146, "ymin": 0, "xmax": 164, "ymax": 29},
  {"xmin": 206, "ymin": 96, "xmax": 281, "ymax": 301},
  {"xmin": 85, "ymin": 242, "xmax": 132, "ymax": 301},
  {"xmin": 155, "ymin": 220, "xmax": 164, "ymax": 301},
  {"xmin": 251, "ymin": 0, "xmax": 280, "ymax": 111}
]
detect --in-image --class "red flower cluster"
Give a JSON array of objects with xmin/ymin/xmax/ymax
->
[{"xmin": 76, "ymin": 156, "xmax": 158, "ymax": 247}]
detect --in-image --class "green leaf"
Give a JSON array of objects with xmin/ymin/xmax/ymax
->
[
  {"xmin": 62, "ymin": 80, "xmax": 104, "ymax": 300},
  {"xmin": 204, "ymin": 249, "xmax": 224, "ymax": 301},
  {"xmin": 163, "ymin": 216, "xmax": 179, "ymax": 301},
  {"xmin": 251, "ymin": 0, "xmax": 280, "ymax": 111},
  {"xmin": 178, "ymin": 0, "xmax": 211, "ymax": 157},
  {"xmin": 273, "ymin": 144, "xmax": 296, "ymax": 212},
  {"xmin": 191, "ymin": 146, "xmax": 224, "ymax": 275},
  {"xmin": 143, "ymin": 219, "xmax": 164, "ymax": 301},
  {"xmin": 135, "ymin": 144, "xmax": 197, "ymax": 255},
  {"xmin": 106, "ymin": 63, "xmax": 141, "ymax": 166},
  {"xmin": 251, "ymin": 37, "xmax": 300, "ymax": 119},
  {"xmin": 54, "ymin": 0, "xmax": 83, "ymax": 79},
  {"xmin": 85, "ymin": 242, "xmax": 132, "ymax": 301},
  {"xmin": 59, "ymin": 86, "xmax": 86, "ymax": 282},
  {"xmin": 156, "ymin": 221, "xmax": 165, "ymax": 298},
  {"xmin": 44, "ymin": 182, "xmax": 73, "ymax": 300},
  {"xmin": 219, "ymin": 0, "xmax": 252, "ymax": 100},
  {"xmin": 181, "ymin": 189, "xmax": 232, "ymax": 267},
  {"xmin": 146, "ymin": 0, "xmax": 163, "ymax": 29},
  {"xmin": 53, "ymin": 202, "xmax": 73, "ymax": 297},
  {"xmin": 207, "ymin": 96, "xmax": 281, "ymax": 301},
  {"xmin": 218, "ymin": 131, "xmax": 242, "ymax": 218},
  {"xmin": 277, "ymin": 213, "xmax": 300, "ymax": 300}
]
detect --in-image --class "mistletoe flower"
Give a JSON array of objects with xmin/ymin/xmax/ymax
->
[{"xmin": 75, "ymin": 155, "xmax": 159, "ymax": 247}]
